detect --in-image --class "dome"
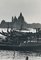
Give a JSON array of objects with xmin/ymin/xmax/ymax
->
[
  {"xmin": 13, "ymin": 16, "xmax": 17, "ymax": 22},
  {"xmin": 18, "ymin": 13, "xmax": 24, "ymax": 21}
]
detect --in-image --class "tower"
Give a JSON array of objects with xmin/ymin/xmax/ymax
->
[{"xmin": 12, "ymin": 16, "xmax": 14, "ymax": 22}]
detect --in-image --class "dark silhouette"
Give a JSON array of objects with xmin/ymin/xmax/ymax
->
[
  {"xmin": 26, "ymin": 56, "xmax": 28, "ymax": 60},
  {"xmin": 0, "ymin": 13, "xmax": 41, "ymax": 29}
]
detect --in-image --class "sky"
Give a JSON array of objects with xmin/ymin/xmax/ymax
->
[{"xmin": 0, "ymin": 0, "xmax": 41, "ymax": 23}]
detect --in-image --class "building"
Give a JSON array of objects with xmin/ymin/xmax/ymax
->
[{"xmin": 0, "ymin": 13, "xmax": 41, "ymax": 31}]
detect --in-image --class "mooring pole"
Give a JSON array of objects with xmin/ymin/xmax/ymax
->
[
  {"xmin": 26, "ymin": 56, "xmax": 28, "ymax": 60},
  {"xmin": 14, "ymin": 50, "xmax": 15, "ymax": 57},
  {"xmin": 13, "ymin": 50, "xmax": 15, "ymax": 59}
]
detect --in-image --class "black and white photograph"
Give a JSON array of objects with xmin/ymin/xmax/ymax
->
[{"xmin": 0, "ymin": 0, "xmax": 41, "ymax": 60}]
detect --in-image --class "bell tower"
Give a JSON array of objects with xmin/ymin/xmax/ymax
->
[{"xmin": 12, "ymin": 16, "xmax": 14, "ymax": 22}]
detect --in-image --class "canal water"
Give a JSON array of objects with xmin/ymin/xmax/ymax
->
[
  {"xmin": 0, "ymin": 50, "xmax": 41, "ymax": 60},
  {"xmin": 0, "ymin": 28, "xmax": 40, "ymax": 60}
]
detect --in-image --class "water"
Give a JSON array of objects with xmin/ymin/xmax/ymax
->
[
  {"xmin": 0, "ymin": 50, "xmax": 41, "ymax": 60},
  {"xmin": 0, "ymin": 28, "xmax": 40, "ymax": 60}
]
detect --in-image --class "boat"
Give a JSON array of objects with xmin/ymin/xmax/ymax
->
[{"xmin": 0, "ymin": 27, "xmax": 41, "ymax": 52}]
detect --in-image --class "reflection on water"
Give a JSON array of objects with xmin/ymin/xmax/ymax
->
[{"xmin": 0, "ymin": 50, "xmax": 41, "ymax": 60}]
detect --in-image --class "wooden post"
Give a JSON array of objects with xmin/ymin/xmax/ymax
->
[
  {"xmin": 13, "ymin": 50, "xmax": 15, "ymax": 59},
  {"xmin": 26, "ymin": 56, "xmax": 28, "ymax": 60}
]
